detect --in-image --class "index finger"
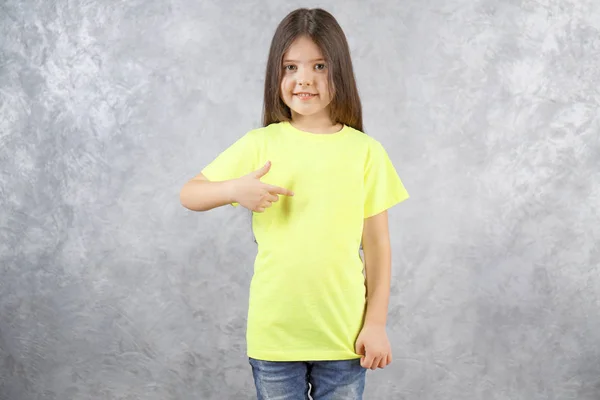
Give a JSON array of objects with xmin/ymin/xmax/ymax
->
[{"xmin": 266, "ymin": 184, "xmax": 294, "ymax": 197}]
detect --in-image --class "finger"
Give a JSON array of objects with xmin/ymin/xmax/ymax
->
[
  {"xmin": 377, "ymin": 356, "xmax": 387, "ymax": 369},
  {"xmin": 370, "ymin": 356, "xmax": 380, "ymax": 370},
  {"xmin": 253, "ymin": 161, "xmax": 271, "ymax": 178},
  {"xmin": 254, "ymin": 207, "xmax": 265, "ymax": 213},
  {"xmin": 387, "ymin": 352, "xmax": 392, "ymax": 365},
  {"xmin": 267, "ymin": 184, "xmax": 294, "ymax": 197},
  {"xmin": 362, "ymin": 353, "xmax": 375, "ymax": 369},
  {"xmin": 265, "ymin": 193, "xmax": 279, "ymax": 203},
  {"xmin": 261, "ymin": 200, "xmax": 273, "ymax": 209}
]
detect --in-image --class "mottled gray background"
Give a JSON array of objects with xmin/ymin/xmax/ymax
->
[{"xmin": 1, "ymin": 0, "xmax": 599, "ymax": 399}]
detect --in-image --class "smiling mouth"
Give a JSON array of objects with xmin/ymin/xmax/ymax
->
[{"xmin": 294, "ymin": 93, "xmax": 318, "ymax": 98}]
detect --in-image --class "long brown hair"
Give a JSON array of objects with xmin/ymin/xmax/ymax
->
[{"xmin": 262, "ymin": 8, "xmax": 363, "ymax": 132}]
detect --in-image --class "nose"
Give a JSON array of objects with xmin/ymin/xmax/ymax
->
[{"xmin": 296, "ymin": 67, "xmax": 314, "ymax": 86}]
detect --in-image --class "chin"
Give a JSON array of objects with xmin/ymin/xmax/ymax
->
[
  {"xmin": 290, "ymin": 109, "xmax": 324, "ymax": 117},
  {"xmin": 289, "ymin": 104, "xmax": 326, "ymax": 115}
]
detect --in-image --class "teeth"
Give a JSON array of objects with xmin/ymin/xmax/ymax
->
[{"xmin": 297, "ymin": 94, "xmax": 315, "ymax": 97}]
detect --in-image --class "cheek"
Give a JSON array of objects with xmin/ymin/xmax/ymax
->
[
  {"xmin": 319, "ymin": 78, "xmax": 331, "ymax": 100},
  {"xmin": 281, "ymin": 77, "xmax": 293, "ymax": 93}
]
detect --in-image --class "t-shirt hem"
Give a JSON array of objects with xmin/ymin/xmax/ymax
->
[{"xmin": 247, "ymin": 349, "xmax": 362, "ymax": 362}]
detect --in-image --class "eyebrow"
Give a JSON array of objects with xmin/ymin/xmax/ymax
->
[{"xmin": 283, "ymin": 58, "xmax": 325, "ymax": 63}]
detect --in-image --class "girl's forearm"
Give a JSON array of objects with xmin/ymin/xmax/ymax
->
[
  {"xmin": 364, "ymin": 275, "xmax": 391, "ymax": 327},
  {"xmin": 179, "ymin": 179, "xmax": 237, "ymax": 212}
]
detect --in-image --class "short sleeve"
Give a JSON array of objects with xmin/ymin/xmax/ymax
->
[
  {"xmin": 201, "ymin": 130, "xmax": 261, "ymax": 206},
  {"xmin": 364, "ymin": 141, "xmax": 410, "ymax": 218}
]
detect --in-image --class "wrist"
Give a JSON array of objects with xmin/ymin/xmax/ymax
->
[
  {"xmin": 363, "ymin": 292, "xmax": 389, "ymax": 328},
  {"xmin": 224, "ymin": 179, "xmax": 239, "ymax": 204},
  {"xmin": 363, "ymin": 319, "xmax": 387, "ymax": 329}
]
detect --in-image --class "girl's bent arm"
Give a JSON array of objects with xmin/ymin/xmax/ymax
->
[{"xmin": 179, "ymin": 173, "xmax": 237, "ymax": 212}]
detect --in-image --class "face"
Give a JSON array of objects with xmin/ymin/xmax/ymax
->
[{"xmin": 280, "ymin": 36, "xmax": 333, "ymax": 121}]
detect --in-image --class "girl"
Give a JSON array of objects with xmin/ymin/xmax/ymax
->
[{"xmin": 180, "ymin": 8, "xmax": 409, "ymax": 400}]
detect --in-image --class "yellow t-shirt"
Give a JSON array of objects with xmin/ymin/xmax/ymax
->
[{"xmin": 201, "ymin": 121, "xmax": 409, "ymax": 361}]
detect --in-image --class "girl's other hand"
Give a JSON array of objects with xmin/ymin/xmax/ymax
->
[
  {"xmin": 355, "ymin": 324, "xmax": 392, "ymax": 370},
  {"xmin": 232, "ymin": 161, "xmax": 294, "ymax": 212}
]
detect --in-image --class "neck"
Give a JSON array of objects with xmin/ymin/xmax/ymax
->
[{"xmin": 290, "ymin": 111, "xmax": 342, "ymax": 134}]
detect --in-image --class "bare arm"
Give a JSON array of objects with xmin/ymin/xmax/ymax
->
[
  {"xmin": 362, "ymin": 210, "xmax": 392, "ymax": 327},
  {"xmin": 354, "ymin": 210, "xmax": 394, "ymax": 370},
  {"xmin": 179, "ymin": 162, "xmax": 294, "ymax": 213},
  {"xmin": 179, "ymin": 173, "xmax": 237, "ymax": 212}
]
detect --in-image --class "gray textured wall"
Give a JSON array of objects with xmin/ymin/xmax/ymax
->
[{"xmin": 1, "ymin": 0, "xmax": 599, "ymax": 399}]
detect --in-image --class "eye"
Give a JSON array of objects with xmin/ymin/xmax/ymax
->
[
  {"xmin": 315, "ymin": 63, "xmax": 326, "ymax": 71},
  {"xmin": 284, "ymin": 65, "xmax": 297, "ymax": 71}
]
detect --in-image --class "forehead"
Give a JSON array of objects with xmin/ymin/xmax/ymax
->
[{"xmin": 283, "ymin": 36, "xmax": 324, "ymax": 60}]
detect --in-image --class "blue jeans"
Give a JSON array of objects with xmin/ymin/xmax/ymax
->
[{"xmin": 249, "ymin": 357, "xmax": 366, "ymax": 400}]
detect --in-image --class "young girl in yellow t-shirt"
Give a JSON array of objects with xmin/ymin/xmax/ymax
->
[{"xmin": 180, "ymin": 8, "xmax": 409, "ymax": 400}]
